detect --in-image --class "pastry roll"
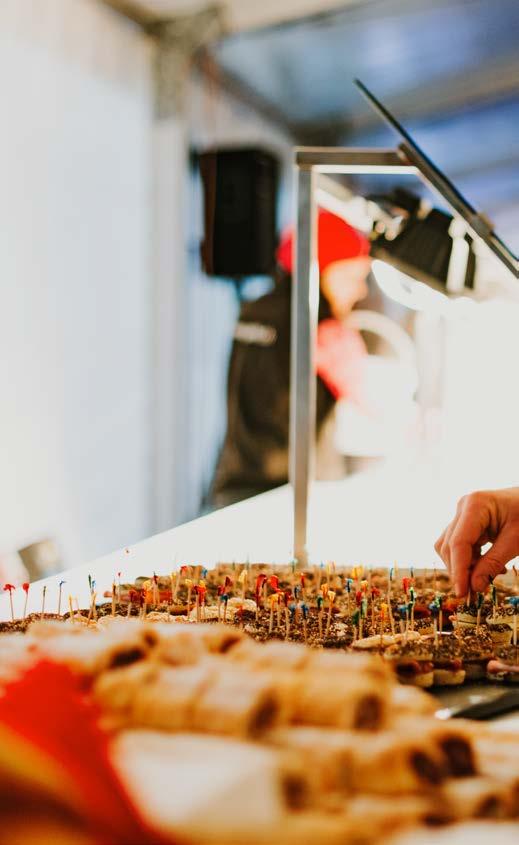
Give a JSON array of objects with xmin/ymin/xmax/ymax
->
[
  {"xmin": 474, "ymin": 760, "xmax": 519, "ymax": 818},
  {"xmin": 26, "ymin": 619, "xmax": 87, "ymax": 638},
  {"xmin": 306, "ymin": 649, "xmax": 392, "ymax": 683},
  {"xmin": 390, "ymin": 718, "xmax": 476, "ymax": 778},
  {"xmin": 266, "ymin": 726, "xmax": 354, "ymax": 793},
  {"xmin": 39, "ymin": 630, "xmax": 123, "ymax": 677},
  {"xmin": 191, "ymin": 665, "xmax": 282, "ymax": 738},
  {"xmin": 93, "ymin": 660, "xmax": 159, "ymax": 727},
  {"xmin": 41, "ymin": 618, "xmax": 161, "ymax": 678},
  {"xmin": 441, "ymin": 776, "xmax": 515, "ymax": 820},
  {"xmin": 289, "ymin": 673, "xmax": 387, "ymax": 731},
  {"xmin": 196, "ymin": 623, "xmax": 246, "ymax": 654},
  {"xmin": 229, "ymin": 639, "xmax": 311, "ymax": 671},
  {"xmin": 346, "ymin": 731, "xmax": 446, "ymax": 794},
  {"xmin": 267, "ymin": 726, "xmax": 445, "ymax": 794},
  {"xmin": 131, "ymin": 663, "xmax": 215, "ymax": 731},
  {"xmin": 275, "ymin": 750, "xmax": 314, "ymax": 811},
  {"xmin": 156, "ymin": 622, "xmax": 244, "ymax": 659},
  {"xmin": 153, "ymin": 624, "xmax": 211, "ymax": 665},
  {"xmin": 345, "ymin": 795, "xmax": 453, "ymax": 838},
  {"xmin": 250, "ymin": 670, "xmax": 303, "ymax": 724},
  {"xmin": 101, "ymin": 619, "xmax": 162, "ymax": 669}
]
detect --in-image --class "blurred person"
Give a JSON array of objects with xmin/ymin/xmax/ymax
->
[
  {"xmin": 211, "ymin": 210, "xmax": 371, "ymax": 508},
  {"xmin": 435, "ymin": 487, "xmax": 519, "ymax": 598}
]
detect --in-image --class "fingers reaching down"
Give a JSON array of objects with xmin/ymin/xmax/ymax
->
[
  {"xmin": 470, "ymin": 535, "xmax": 514, "ymax": 593},
  {"xmin": 434, "ymin": 488, "xmax": 519, "ymax": 598}
]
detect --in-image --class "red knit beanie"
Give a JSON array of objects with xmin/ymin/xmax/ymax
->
[{"xmin": 276, "ymin": 210, "xmax": 370, "ymax": 275}]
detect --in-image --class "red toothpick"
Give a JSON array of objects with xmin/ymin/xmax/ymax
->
[
  {"xmin": 255, "ymin": 574, "xmax": 267, "ymax": 608},
  {"xmin": 22, "ymin": 582, "xmax": 30, "ymax": 620},
  {"xmin": 3, "ymin": 584, "xmax": 15, "ymax": 622}
]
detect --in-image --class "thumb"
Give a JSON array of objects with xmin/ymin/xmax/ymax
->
[{"xmin": 470, "ymin": 535, "xmax": 516, "ymax": 592}]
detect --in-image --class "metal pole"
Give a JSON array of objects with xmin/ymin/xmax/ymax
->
[
  {"xmin": 289, "ymin": 150, "xmax": 413, "ymax": 565},
  {"xmin": 289, "ymin": 164, "xmax": 318, "ymax": 565}
]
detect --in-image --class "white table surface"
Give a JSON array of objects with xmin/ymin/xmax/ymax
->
[
  {"xmin": 1, "ymin": 453, "xmax": 516, "ymax": 621},
  {"xmin": 2, "ymin": 456, "xmax": 518, "ymax": 732},
  {"xmin": 0, "ymin": 459, "xmax": 440, "ymax": 619}
]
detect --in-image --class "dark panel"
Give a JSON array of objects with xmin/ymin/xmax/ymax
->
[{"xmin": 199, "ymin": 149, "xmax": 279, "ymax": 278}]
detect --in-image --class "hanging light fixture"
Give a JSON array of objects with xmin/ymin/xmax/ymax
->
[{"xmin": 370, "ymin": 205, "xmax": 477, "ymax": 311}]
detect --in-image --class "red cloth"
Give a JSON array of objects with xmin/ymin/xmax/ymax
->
[
  {"xmin": 0, "ymin": 660, "xmax": 170, "ymax": 845},
  {"xmin": 276, "ymin": 210, "xmax": 369, "ymax": 275},
  {"xmin": 316, "ymin": 319, "xmax": 367, "ymax": 401}
]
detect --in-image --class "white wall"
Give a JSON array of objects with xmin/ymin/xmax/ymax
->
[
  {"xmin": 0, "ymin": 0, "xmax": 154, "ymax": 567},
  {"xmin": 178, "ymin": 72, "xmax": 295, "ymax": 523},
  {"xmin": 0, "ymin": 0, "xmax": 296, "ymax": 567}
]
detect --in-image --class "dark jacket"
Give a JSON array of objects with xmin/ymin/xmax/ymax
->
[{"xmin": 211, "ymin": 274, "xmax": 336, "ymax": 507}]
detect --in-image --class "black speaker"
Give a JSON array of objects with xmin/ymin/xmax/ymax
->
[{"xmin": 199, "ymin": 148, "xmax": 279, "ymax": 278}]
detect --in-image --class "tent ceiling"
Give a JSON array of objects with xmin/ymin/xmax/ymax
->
[
  {"xmin": 206, "ymin": 0, "xmax": 519, "ymax": 250},
  {"xmin": 210, "ymin": 0, "xmax": 519, "ymax": 137},
  {"xmin": 103, "ymin": 0, "xmax": 351, "ymax": 32},
  {"xmin": 105, "ymin": 0, "xmax": 519, "ymax": 251}
]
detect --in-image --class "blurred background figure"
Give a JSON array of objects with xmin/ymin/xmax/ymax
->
[
  {"xmin": 1, "ymin": 0, "xmax": 518, "ymax": 571},
  {"xmin": 211, "ymin": 211, "xmax": 370, "ymax": 507}
]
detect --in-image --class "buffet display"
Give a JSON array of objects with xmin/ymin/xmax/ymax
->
[
  {"xmin": 3, "ymin": 564, "xmax": 518, "ymax": 688},
  {"xmin": 0, "ymin": 564, "xmax": 518, "ymax": 844}
]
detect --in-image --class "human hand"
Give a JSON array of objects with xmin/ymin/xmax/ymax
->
[{"xmin": 434, "ymin": 487, "xmax": 519, "ymax": 597}]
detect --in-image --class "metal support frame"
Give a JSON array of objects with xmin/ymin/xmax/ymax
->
[
  {"xmin": 289, "ymin": 146, "xmax": 418, "ymax": 565},
  {"xmin": 289, "ymin": 166, "xmax": 318, "ymax": 565},
  {"xmin": 151, "ymin": 8, "xmax": 224, "ymax": 118},
  {"xmin": 290, "ymin": 142, "xmax": 517, "ymax": 563}
]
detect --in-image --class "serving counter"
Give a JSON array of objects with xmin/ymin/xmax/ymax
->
[
  {"xmin": 4, "ymin": 452, "xmax": 519, "ymax": 622},
  {"xmin": 1, "ymin": 458, "xmax": 519, "ymax": 843},
  {"xmin": 0, "ymin": 456, "xmax": 475, "ymax": 621}
]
